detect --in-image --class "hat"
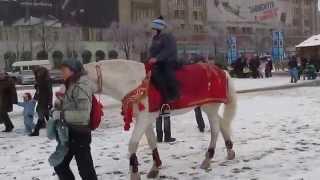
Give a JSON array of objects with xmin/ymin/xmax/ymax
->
[
  {"xmin": 23, "ymin": 92, "xmax": 32, "ymax": 100},
  {"xmin": 151, "ymin": 16, "xmax": 167, "ymax": 30},
  {"xmin": 60, "ymin": 59, "xmax": 84, "ymax": 73}
]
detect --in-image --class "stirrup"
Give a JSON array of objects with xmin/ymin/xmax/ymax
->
[{"xmin": 160, "ymin": 104, "xmax": 171, "ymax": 118}]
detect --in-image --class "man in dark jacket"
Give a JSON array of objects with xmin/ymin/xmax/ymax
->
[
  {"xmin": 0, "ymin": 72, "xmax": 18, "ymax": 132},
  {"xmin": 249, "ymin": 56, "xmax": 260, "ymax": 78},
  {"xmin": 149, "ymin": 16, "xmax": 180, "ymax": 103},
  {"xmin": 288, "ymin": 56, "xmax": 299, "ymax": 83},
  {"xmin": 30, "ymin": 67, "xmax": 53, "ymax": 136},
  {"xmin": 149, "ymin": 16, "xmax": 178, "ymax": 143}
]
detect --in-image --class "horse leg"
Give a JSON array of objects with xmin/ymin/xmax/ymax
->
[
  {"xmin": 145, "ymin": 124, "xmax": 162, "ymax": 179},
  {"xmin": 219, "ymin": 114, "xmax": 235, "ymax": 160},
  {"xmin": 200, "ymin": 105, "xmax": 220, "ymax": 169},
  {"xmin": 129, "ymin": 112, "xmax": 152, "ymax": 180}
]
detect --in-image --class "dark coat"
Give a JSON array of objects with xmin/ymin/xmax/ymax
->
[
  {"xmin": 288, "ymin": 59, "xmax": 298, "ymax": 69},
  {"xmin": 0, "ymin": 76, "xmax": 18, "ymax": 113},
  {"xmin": 34, "ymin": 68, "xmax": 53, "ymax": 112},
  {"xmin": 34, "ymin": 81, "xmax": 53, "ymax": 112},
  {"xmin": 150, "ymin": 32, "xmax": 178, "ymax": 64}
]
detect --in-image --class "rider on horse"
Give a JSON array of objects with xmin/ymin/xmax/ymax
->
[{"xmin": 149, "ymin": 16, "xmax": 180, "ymax": 104}]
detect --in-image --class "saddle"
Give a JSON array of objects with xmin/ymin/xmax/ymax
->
[{"xmin": 146, "ymin": 63, "xmax": 229, "ymax": 112}]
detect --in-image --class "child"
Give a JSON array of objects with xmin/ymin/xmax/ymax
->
[{"xmin": 17, "ymin": 93, "xmax": 36, "ymax": 134}]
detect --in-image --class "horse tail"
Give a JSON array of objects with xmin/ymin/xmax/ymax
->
[{"xmin": 221, "ymin": 72, "xmax": 237, "ymax": 135}]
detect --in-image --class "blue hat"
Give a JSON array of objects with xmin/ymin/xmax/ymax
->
[
  {"xmin": 151, "ymin": 18, "xmax": 167, "ymax": 30},
  {"xmin": 61, "ymin": 59, "xmax": 84, "ymax": 73}
]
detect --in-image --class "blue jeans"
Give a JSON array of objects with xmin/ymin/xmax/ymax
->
[
  {"xmin": 24, "ymin": 115, "xmax": 35, "ymax": 133},
  {"xmin": 289, "ymin": 68, "xmax": 298, "ymax": 82}
]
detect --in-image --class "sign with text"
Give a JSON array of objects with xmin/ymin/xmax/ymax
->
[
  {"xmin": 227, "ymin": 36, "xmax": 238, "ymax": 64},
  {"xmin": 272, "ymin": 31, "xmax": 284, "ymax": 61}
]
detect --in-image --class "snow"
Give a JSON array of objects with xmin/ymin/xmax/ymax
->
[
  {"xmin": 296, "ymin": 34, "xmax": 320, "ymax": 48},
  {"xmin": 234, "ymin": 76, "xmax": 299, "ymax": 91},
  {"xmin": 1, "ymin": 77, "xmax": 320, "ymax": 180}
]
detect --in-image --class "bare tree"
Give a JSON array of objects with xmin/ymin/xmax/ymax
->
[
  {"xmin": 133, "ymin": 20, "xmax": 152, "ymax": 62},
  {"xmin": 35, "ymin": 24, "xmax": 57, "ymax": 53},
  {"xmin": 106, "ymin": 22, "xmax": 140, "ymax": 60},
  {"xmin": 63, "ymin": 27, "xmax": 81, "ymax": 58}
]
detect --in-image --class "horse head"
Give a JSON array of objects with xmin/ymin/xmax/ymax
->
[{"xmin": 84, "ymin": 60, "xmax": 146, "ymax": 101}]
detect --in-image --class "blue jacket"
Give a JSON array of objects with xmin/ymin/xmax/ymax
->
[{"xmin": 17, "ymin": 100, "xmax": 36, "ymax": 118}]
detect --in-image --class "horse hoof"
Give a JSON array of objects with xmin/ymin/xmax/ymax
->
[
  {"xmin": 147, "ymin": 169, "xmax": 159, "ymax": 179},
  {"xmin": 130, "ymin": 173, "xmax": 141, "ymax": 180},
  {"xmin": 200, "ymin": 159, "xmax": 211, "ymax": 170},
  {"xmin": 227, "ymin": 150, "xmax": 235, "ymax": 160}
]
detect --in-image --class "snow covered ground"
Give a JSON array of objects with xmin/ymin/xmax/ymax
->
[
  {"xmin": 1, "ymin": 78, "xmax": 320, "ymax": 180},
  {"xmin": 234, "ymin": 77, "xmax": 305, "ymax": 91}
]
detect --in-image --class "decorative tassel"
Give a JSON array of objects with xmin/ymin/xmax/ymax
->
[{"xmin": 138, "ymin": 103, "xmax": 145, "ymax": 111}]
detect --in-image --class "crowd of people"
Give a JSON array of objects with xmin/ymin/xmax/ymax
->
[
  {"xmin": 231, "ymin": 56, "xmax": 273, "ymax": 79},
  {"xmin": 288, "ymin": 56, "xmax": 318, "ymax": 83}
]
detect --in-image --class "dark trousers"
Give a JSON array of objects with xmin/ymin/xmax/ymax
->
[
  {"xmin": 33, "ymin": 109, "xmax": 49, "ymax": 133},
  {"xmin": 0, "ymin": 112, "xmax": 14, "ymax": 130},
  {"xmin": 195, "ymin": 107, "xmax": 205, "ymax": 131},
  {"xmin": 156, "ymin": 116, "xmax": 172, "ymax": 140},
  {"xmin": 151, "ymin": 62, "xmax": 179, "ymax": 102},
  {"xmin": 54, "ymin": 129, "xmax": 97, "ymax": 180}
]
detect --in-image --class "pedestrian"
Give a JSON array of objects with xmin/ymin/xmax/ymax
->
[
  {"xmin": 52, "ymin": 59, "xmax": 97, "ymax": 180},
  {"xmin": 258, "ymin": 58, "xmax": 266, "ymax": 78},
  {"xmin": 17, "ymin": 93, "xmax": 36, "ymax": 134},
  {"xmin": 0, "ymin": 72, "xmax": 18, "ymax": 132},
  {"xmin": 265, "ymin": 58, "xmax": 273, "ymax": 78},
  {"xmin": 288, "ymin": 56, "xmax": 299, "ymax": 83},
  {"xmin": 249, "ymin": 56, "xmax": 260, "ymax": 79},
  {"xmin": 30, "ymin": 67, "xmax": 53, "ymax": 136}
]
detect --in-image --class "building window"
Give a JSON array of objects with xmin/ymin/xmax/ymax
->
[
  {"xmin": 227, "ymin": 27, "xmax": 237, "ymax": 34},
  {"xmin": 82, "ymin": 27, "xmax": 90, "ymax": 41},
  {"xmin": 241, "ymin": 27, "xmax": 253, "ymax": 34},
  {"xmin": 194, "ymin": 24, "xmax": 204, "ymax": 33},
  {"xmin": 193, "ymin": 11, "xmax": 198, "ymax": 20},
  {"xmin": 96, "ymin": 29, "xmax": 103, "ymax": 41},
  {"xmin": 193, "ymin": 0, "xmax": 204, "ymax": 8},
  {"xmin": 174, "ymin": 10, "xmax": 185, "ymax": 19},
  {"xmin": 304, "ymin": 0, "xmax": 311, "ymax": 5},
  {"xmin": 293, "ymin": 18, "xmax": 299, "ymax": 26},
  {"xmin": 180, "ymin": 24, "xmax": 185, "ymax": 29},
  {"xmin": 176, "ymin": 0, "xmax": 185, "ymax": 8}
]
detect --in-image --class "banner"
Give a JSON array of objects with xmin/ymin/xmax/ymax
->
[
  {"xmin": 227, "ymin": 36, "xmax": 237, "ymax": 64},
  {"xmin": 272, "ymin": 31, "xmax": 284, "ymax": 61}
]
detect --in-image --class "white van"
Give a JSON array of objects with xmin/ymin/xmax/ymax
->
[
  {"xmin": 12, "ymin": 60, "xmax": 52, "ymax": 72},
  {"xmin": 11, "ymin": 60, "xmax": 52, "ymax": 85}
]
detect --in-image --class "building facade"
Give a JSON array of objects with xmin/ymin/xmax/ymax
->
[{"xmin": 207, "ymin": 0, "xmax": 320, "ymax": 55}]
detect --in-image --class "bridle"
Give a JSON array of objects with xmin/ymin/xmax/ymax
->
[{"xmin": 95, "ymin": 64, "xmax": 103, "ymax": 93}]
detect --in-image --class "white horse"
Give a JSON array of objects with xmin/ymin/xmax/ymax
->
[{"xmin": 85, "ymin": 60, "xmax": 237, "ymax": 180}]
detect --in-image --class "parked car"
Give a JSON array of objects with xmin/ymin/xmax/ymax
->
[{"xmin": 10, "ymin": 60, "xmax": 52, "ymax": 85}]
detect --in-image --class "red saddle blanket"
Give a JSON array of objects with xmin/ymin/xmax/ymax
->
[{"xmin": 147, "ymin": 63, "xmax": 228, "ymax": 112}]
